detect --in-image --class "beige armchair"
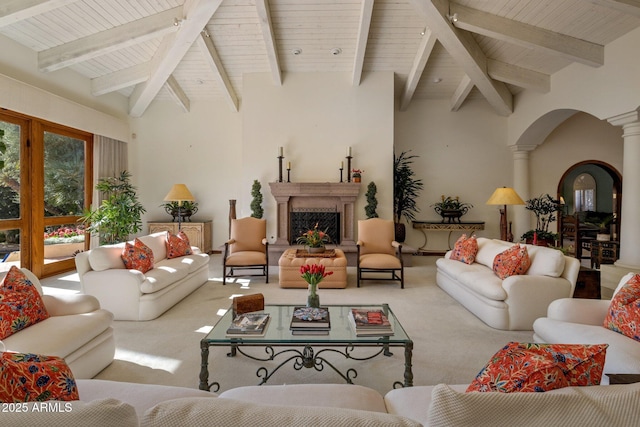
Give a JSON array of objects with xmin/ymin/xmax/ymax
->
[
  {"xmin": 223, "ymin": 217, "xmax": 269, "ymax": 285},
  {"xmin": 356, "ymin": 218, "xmax": 404, "ymax": 289}
]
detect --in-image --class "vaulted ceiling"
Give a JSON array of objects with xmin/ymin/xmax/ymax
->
[{"xmin": 1, "ymin": 0, "xmax": 638, "ymax": 117}]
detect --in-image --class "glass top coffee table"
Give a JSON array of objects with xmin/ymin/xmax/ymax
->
[{"xmin": 199, "ymin": 303, "xmax": 413, "ymax": 392}]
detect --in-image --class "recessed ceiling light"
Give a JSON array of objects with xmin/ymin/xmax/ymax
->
[
  {"xmin": 330, "ymin": 48, "xmax": 342, "ymax": 56},
  {"xmin": 292, "ymin": 48, "xmax": 302, "ymax": 55},
  {"xmin": 433, "ymin": 78, "xmax": 442, "ymax": 83}
]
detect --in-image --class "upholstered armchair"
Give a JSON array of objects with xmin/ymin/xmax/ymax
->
[
  {"xmin": 356, "ymin": 218, "xmax": 404, "ymax": 289},
  {"xmin": 223, "ymin": 217, "xmax": 269, "ymax": 285}
]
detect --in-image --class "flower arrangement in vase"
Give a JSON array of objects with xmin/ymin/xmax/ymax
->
[
  {"xmin": 296, "ymin": 223, "xmax": 331, "ymax": 253},
  {"xmin": 300, "ymin": 264, "xmax": 334, "ymax": 308},
  {"xmin": 351, "ymin": 169, "xmax": 364, "ymax": 182}
]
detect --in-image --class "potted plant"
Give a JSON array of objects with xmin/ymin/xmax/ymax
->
[
  {"xmin": 365, "ymin": 181, "xmax": 379, "ymax": 219},
  {"xmin": 296, "ymin": 223, "xmax": 331, "ymax": 253},
  {"xmin": 520, "ymin": 194, "xmax": 560, "ymax": 246},
  {"xmin": 80, "ymin": 171, "xmax": 146, "ymax": 245},
  {"xmin": 431, "ymin": 196, "xmax": 473, "ymax": 223},
  {"xmin": 250, "ymin": 179, "xmax": 264, "ymax": 219},
  {"xmin": 161, "ymin": 200, "xmax": 198, "ymax": 222},
  {"xmin": 585, "ymin": 212, "xmax": 614, "ymax": 241},
  {"xmin": 394, "ymin": 151, "xmax": 423, "ymax": 242},
  {"xmin": 351, "ymin": 169, "xmax": 364, "ymax": 183}
]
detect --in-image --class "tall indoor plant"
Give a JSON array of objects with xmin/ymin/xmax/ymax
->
[
  {"xmin": 394, "ymin": 151, "xmax": 423, "ymax": 242},
  {"xmin": 521, "ymin": 193, "xmax": 560, "ymax": 246},
  {"xmin": 80, "ymin": 171, "xmax": 146, "ymax": 245}
]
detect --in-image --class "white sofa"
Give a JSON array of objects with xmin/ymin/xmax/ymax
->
[
  {"xmin": 534, "ymin": 272, "xmax": 640, "ymax": 381},
  {"xmin": 75, "ymin": 232, "xmax": 210, "ymax": 321},
  {"xmin": 4, "ymin": 379, "xmax": 639, "ymax": 426},
  {"xmin": 436, "ymin": 238, "xmax": 581, "ymax": 330},
  {"xmin": 0, "ymin": 268, "xmax": 115, "ymax": 379}
]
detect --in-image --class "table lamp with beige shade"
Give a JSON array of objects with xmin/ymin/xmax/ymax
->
[
  {"xmin": 486, "ymin": 187, "xmax": 525, "ymax": 242},
  {"xmin": 164, "ymin": 184, "xmax": 195, "ymax": 231}
]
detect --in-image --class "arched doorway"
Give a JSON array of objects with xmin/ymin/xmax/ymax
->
[{"xmin": 557, "ymin": 160, "xmax": 622, "ymax": 240}]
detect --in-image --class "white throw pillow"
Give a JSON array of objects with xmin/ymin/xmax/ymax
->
[
  {"xmin": 523, "ymin": 244, "xmax": 566, "ymax": 277},
  {"xmin": 88, "ymin": 245, "xmax": 126, "ymax": 271}
]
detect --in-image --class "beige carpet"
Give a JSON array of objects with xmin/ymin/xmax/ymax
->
[{"xmin": 42, "ymin": 255, "xmax": 533, "ymax": 395}]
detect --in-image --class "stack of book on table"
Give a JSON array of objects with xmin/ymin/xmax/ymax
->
[
  {"xmin": 348, "ymin": 308, "xmax": 394, "ymax": 336},
  {"xmin": 226, "ymin": 312, "xmax": 270, "ymax": 337},
  {"xmin": 289, "ymin": 307, "xmax": 331, "ymax": 335}
]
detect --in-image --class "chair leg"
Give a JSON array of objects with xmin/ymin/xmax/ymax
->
[{"xmin": 265, "ymin": 265, "xmax": 269, "ymax": 283}]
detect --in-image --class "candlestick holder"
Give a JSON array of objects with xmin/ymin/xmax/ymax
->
[
  {"xmin": 346, "ymin": 156, "xmax": 353, "ymax": 182},
  {"xmin": 287, "ymin": 167, "xmax": 291, "ymax": 183},
  {"xmin": 278, "ymin": 155, "xmax": 284, "ymax": 182},
  {"xmin": 339, "ymin": 167, "xmax": 343, "ymax": 183}
]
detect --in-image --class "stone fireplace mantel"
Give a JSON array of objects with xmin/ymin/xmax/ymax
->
[{"xmin": 269, "ymin": 182, "xmax": 361, "ymax": 247}]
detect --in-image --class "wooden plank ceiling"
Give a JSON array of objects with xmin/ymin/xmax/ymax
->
[{"xmin": 0, "ymin": 0, "xmax": 638, "ymax": 117}]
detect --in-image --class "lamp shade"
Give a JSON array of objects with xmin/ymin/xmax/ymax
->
[
  {"xmin": 164, "ymin": 184, "xmax": 195, "ymax": 202},
  {"xmin": 486, "ymin": 187, "xmax": 525, "ymax": 206}
]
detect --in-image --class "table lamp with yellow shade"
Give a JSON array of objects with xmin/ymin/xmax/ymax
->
[{"xmin": 486, "ymin": 187, "xmax": 525, "ymax": 242}]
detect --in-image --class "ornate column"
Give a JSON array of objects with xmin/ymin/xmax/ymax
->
[{"xmin": 511, "ymin": 145, "xmax": 536, "ymax": 241}]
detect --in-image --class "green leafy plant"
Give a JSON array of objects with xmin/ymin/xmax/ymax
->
[
  {"xmin": 431, "ymin": 196, "xmax": 473, "ymax": 216},
  {"xmin": 365, "ymin": 181, "xmax": 379, "ymax": 219},
  {"xmin": 80, "ymin": 171, "xmax": 146, "ymax": 245},
  {"xmin": 394, "ymin": 151, "xmax": 424, "ymax": 225},
  {"xmin": 521, "ymin": 194, "xmax": 560, "ymax": 242},
  {"xmin": 250, "ymin": 179, "xmax": 263, "ymax": 219},
  {"xmin": 296, "ymin": 223, "xmax": 331, "ymax": 248}
]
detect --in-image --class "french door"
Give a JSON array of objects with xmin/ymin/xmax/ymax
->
[{"xmin": 0, "ymin": 110, "xmax": 92, "ymax": 278}]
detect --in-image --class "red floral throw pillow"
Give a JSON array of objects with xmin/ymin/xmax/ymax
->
[
  {"xmin": 166, "ymin": 231, "xmax": 193, "ymax": 259},
  {"xmin": 604, "ymin": 273, "xmax": 640, "ymax": 342},
  {"xmin": 492, "ymin": 244, "xmax": 531, "ymax": 279},
  {"xmin": 449, "ymin": 234, "xmax": 479, "ymax": 265},
  {"xmin": 121, "ymin": 238, "xmax": 154, "ymax": 273},
  {"xmin": 0, "ymin": 352, "xmax": 79, "ymax": 402},
  {"xmin": 0, "ymin": 266, "xmax": 50, "ymax": 340},
  {"xmin": 466, "ymin": 342, "xmax": 608, "ymax": 393}
]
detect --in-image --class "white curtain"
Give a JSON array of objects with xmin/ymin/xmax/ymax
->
[{"xmin": 90, "ymin": 135, "xmax": 127, "ymax": 247}]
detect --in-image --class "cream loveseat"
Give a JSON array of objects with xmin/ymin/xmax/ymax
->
[
  {"xmin": 0, "ymin": 268, "xmax": 115, "ymax": 379},
  {"xmin": 5, "ymin": 379, "xmax": 639, "ymax": 426},
  {"xmin": 436, "ymin": 237, "xmax": 581, "ymax": 330},
  {"xmin": 75, "ymin": 232, "xmax": 210, "ymax": 321},
  {"xmin": 533, "ymin": 272, "xmax": 640, "ymax": 381}
]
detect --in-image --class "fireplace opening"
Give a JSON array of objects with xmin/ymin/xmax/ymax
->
[{"xmin": 290, "ymin": 209, "xmax": 340, "ymax": 245}]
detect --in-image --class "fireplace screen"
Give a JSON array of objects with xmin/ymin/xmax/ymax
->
[{"xmin": 290, "ymin": 209, "xmax": 340, "ymax": 245}]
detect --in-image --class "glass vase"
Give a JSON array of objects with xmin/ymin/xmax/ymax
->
[{"xmin": 307, "ymin": 284, "xmax": 320, "ymax": 308}]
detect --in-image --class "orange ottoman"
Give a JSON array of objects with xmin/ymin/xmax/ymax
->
[{"xmin": 278, "ymin": 249, "xmax": 348, "ymax": 288}]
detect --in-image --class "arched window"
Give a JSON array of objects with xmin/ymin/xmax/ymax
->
[{"xmin": 574, "ymin": 173, "xmax": 596, "ymax": 212}]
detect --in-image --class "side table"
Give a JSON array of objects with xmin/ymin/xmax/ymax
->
[{"xmin": 573, "ymin": 266, "xmax": 601, "ymax": 299}]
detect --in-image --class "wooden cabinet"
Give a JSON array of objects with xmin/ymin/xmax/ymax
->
[
  {"xmin": 590, "ymin": 240, "xmax": 619, "ymax": 269},
  {"xmin": 148, "ymin": 220, "xmax": 212, "ymax": 254},
  {"xmin": 573, "ymin": 267, "xmax": 601, "ymax": 299}
]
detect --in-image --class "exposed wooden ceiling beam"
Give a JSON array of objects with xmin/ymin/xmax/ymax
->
[
  {"xmin": 450, "ymin": 3, "xmax": 604, "ymax": 67},
  {"xmin": 399, "ymin": 28, "xmax": 437, "ymax": 111},
  {"xmin": 587, "ymin": 0, "xmax": 640, "ymax": 18},
  {"xmin": 129, "ymin": 0, "xmax": 222, "ymax": 118},
  {"xmin": 91, "ymin": 63, "xmax": 149, "ymax": 96},
  {"xmin": 166, "ymin": 75, "xmax": 190, "ymax": 113},
  {"xmin": 195, "ymin": 32, "xmax": 239, "ymax": 112},
  {"xmin": 410, "ymin": 0, "xmax": 512, "ymax": 116},
  {"xmin": 487, "ymin": 59, "xmax": 550, "ymax": 93},
  {"xmin": 450, "ymin": 74, "xmax": 473, "ymax": 111},
  {"xmin": 352, "ymin": 0, "xmax": 374, "ymax": 86},
  {"xmin": 0, "ymin": 0, "xmax": 79, "ymax": 28},
  {"xmin": 39, "ymin": 7, "xmax": 182, "ymax": 72},
  {"xmin": 255, "ymin": 0, "xmax": 281, "ymax": 86}
]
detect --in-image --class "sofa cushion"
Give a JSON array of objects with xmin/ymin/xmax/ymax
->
[
  {"xmin": 604, "ymin": 273, "xmax": 640, "ymax": 342},
  {"xmin": 492, "ymin": 245, "xmax": 531, "ymax": 280},
  {"xmin": 166, "ymin": 231, "xmax": 193, "ymax": 259},
  {"xmin": 0, "ymin": 398, "xmax": 138, "ymax": 427},
  {"xmin": 473, "ymin": 238, "xmax": 510, "ymax": 268},
  {"xmin": 159, "ymin": 253, "xmax": 210, "ymax": 275},
  {"xmin": 139, "ymin": 263, "xmax": 190, "ymax": 294},
  {"xmin": 449, "ymin": 234, "xmax": 479, "ymax": 265},
  {"xmin": 456, "ymin": 268, "xmax": 507, "ymax": 301},
  {"xmin": 88, "ymin": 245, "xmax": 126, "ymax": 272},
  {"xmin": 141, "ymin": 396, "xmax": 422, "ymax": 427},
  {"xmin": 523, "ymin": 244, "xmax": 566, "ymax": 278},
  {"xmin": 121, "ymin": 238, "xmax": 154, "ymax": 273},
  {"xmin": 0, "ymin": 352, "xmax": 79, "ymax": 402},
  {"xmin": 0, "ymin": 266, "xmax": 50, "ymax": 340},
  {"xmin": 467, "ymin": 342, "xmax": 608, "ymax": 393},
  {"xmin": 429, "ymin": 383, "xmax": 640, "ymax": 427}
]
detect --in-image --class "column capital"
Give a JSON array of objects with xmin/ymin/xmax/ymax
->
[
  {"xmin": 509, "ymin": 144, "xmax": 537, "ymax": 153},
  {"xmin": 607, "ymin": 109, "xmax": 640, "ymax": 127}
]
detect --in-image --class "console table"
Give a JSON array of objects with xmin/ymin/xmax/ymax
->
[
  {"xmin": 148, "ymin": 220, "xmax": 212, "ymax": 254},
  {"xmin": 412, "ymin": 221, "xmax": 485, "ymax": 254}
]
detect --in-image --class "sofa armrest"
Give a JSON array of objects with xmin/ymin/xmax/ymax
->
[
  {"xmin": 545, "ymin": 298, "xmax": 610, "ymax": 325},
  {"xmin": 42, "ymin": 294, "xmax": 101, "ymax": 316}
]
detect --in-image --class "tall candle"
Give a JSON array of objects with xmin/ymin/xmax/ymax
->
[
  {"xmin": 287, "ymin": 162, "xmax": 291, "ymax": 169},
  {"xmin": 347, "ymin": 146, "xmax": 352, "ymax": 156},
  {"xmin": 340, "ymin": 161, "xmax": 344, "ymax": 169},
  {"xmin": 279, "ymin": 146, "xmax": 284, "ymax": 157}
]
